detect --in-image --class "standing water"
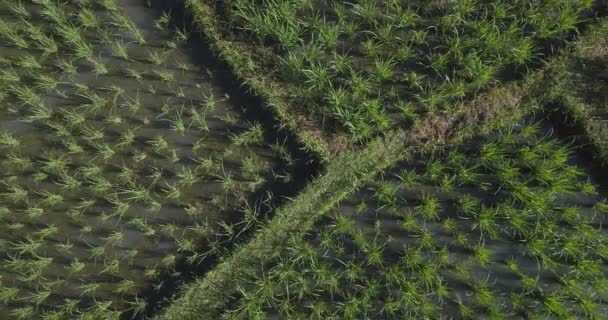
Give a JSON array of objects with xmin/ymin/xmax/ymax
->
[{"xmin": 0, "ymin": 1, "xmax": 313, "ymax": 319}]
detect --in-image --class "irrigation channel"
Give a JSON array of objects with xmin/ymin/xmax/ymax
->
[
  {"xmin": 222, "ymin": 118, "xmax": 608, "ymax": 319},
  {"xmin": 0, "ymin": 0, "xmax": 318, "ymax": 319}
]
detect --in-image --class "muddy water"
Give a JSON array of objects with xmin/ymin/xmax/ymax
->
[{"xmin": 0, "ymin": 1, "xmax": 307, "ymax": 319}]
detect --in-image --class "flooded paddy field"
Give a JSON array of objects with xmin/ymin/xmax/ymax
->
[
  {"xmin": 222, "ymin": 119, "xmax": 608, "ymax": 319},
  {"xmin": 0, "ymin": 0, "xmax": 315, "ymax": 319}
]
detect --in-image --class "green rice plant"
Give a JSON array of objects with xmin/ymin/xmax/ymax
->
[
  {"xmin": 101, "ymin": 258, "xmax": 121, "ymax": 275},
  {"xmin": 115, "ymin": 128, "xmax": 136, "ymax": 149},
  {"xmin": 594, "ymin": 200, "xmax": 608, "ymax": 214},
  {"xmin": 103, "ymin": 231, "xmax": 124, "ymax": 247},
  {"xmin": 479, "ymin": 141, "xmax": 506, "ymax": 165},
  {"xmin": 4, "ymin": 152, "xmax": 33, "ymax": 171},
  {"xmin": 35, "ymin": 225, "xmax": 58, "ymax": 239},
  {"xmin": 147, "ymin": 49, "xmax": 170, "ymax": 65},
  {"xmin": 89, "ymin": 58, "xmax": 109, "ymax": 76},
  {"xmin": 125, "ymin": 296, "xmax": 147, "ymax": 318},
  {"xmin": 11, "ymin": 306, "xmax": 35, "ymax": 320},
  {"xmin": 176, "ymin": 166, "xmax": 199, "ymax": 187},
  {"xmin": 173, "ymin": 27, "xmax": 189, "ymax": 44},
  {"xmin": 40, "ymin": 153, "xmax": 69, "ymax": 175},
  {"xmin": 163, "ymin": 182, "xmax": 182, "ymax": 201},
  {"xmin": 24, "ymin": 101, "xmax": 53, "ymax": 122},
  {"xmin": 154, "ymin": 68, "xmax": 176, "ymax": 83},
  {"xmin": 159, "ymin": 223, "xmax": 178, "ymax": 237},
  {"xmin": 579, "ymin": 180, "xmax": 598, "ymax": 196},
  {"xmin": 78, "ymin": 91, "xmax": 109, "ymax": 114},
  {"xmin": 0, "ymin": 286, "xmax": 19, "ymax": 303},
  {"xmin": 81, "ymin": 163, "xmax": 103, "ymax": 179},
  {"xmin": 55, "ymin": 58, "xmax": 78, "ymax": 76},
  {"xmin": 4, "ymin": 0, "xmax": 29, "ymax": 17},
  {"xmin": 0, "ymin": 18, "xmax": 29, "ymax": 48},
  {"xmin": 10, "ymin": 236, "xmax": 43, "ymax": 256},
  {"xmin": 109, "ymin": 11, "xmax": 146, "ymax": 44},
  {"xmin": 111, "ymin": 40, "xmax": 131, "ymax": 60},
  {"xmin": 78, "ymin": 8, "xmax": 99, "ymax": 29},
  {"xmin": 120, "ymin": 91, "xmax": 141, "ymax": 114},
  {"xmin": 114, "ymin": 279, "xmax": 136, "ymax": 295},
  {"xmin": 16, "ymin": 53, "xmax": 42, "ymax": 69},
  {"xmin": 21, "ymin": 19, "xmax": 58, "ymax": 56},
  {"xmin": 472, "ymin": 206, "xmax": 500, "ymax": 239},
  {"xmin": 373, "ymin": 181, "xmax": 398, "ymax": 208},
  {"xmin": 26, "ymin": 289, "xmax": 52, "ymax": 306},
  {"xmin": 37, "ymin": 190, "xmax": 64, "ymax": 207},
  {"xmin": 91, "ymin": 142, "xmax": 116, "ymax": 161},
  {"xmin": 231, "ymin": 123, "xmax": 264, "ymax": 147},
  {"xmin": 150, "ymin": 135, "xmax": 169, "ymax": 153},
  {"xmin": 147, "ymin": 167, "xmax": 163, "ymax": 185},
  {"xmin": 0, "ymin": 67, "xmax": 20, "ymax": 83},
  {"xmin": 509, "ymin": 36, "xmax": 537, "ymax": 67},
  {"xmin": 417, "ymin": 194, "xmax": 441, "ymax": 221},
  {"xmin": 169, "ymin": 110, "xmax": 187, "ymax": 135},
  {"xmin": 155, "ymin": 11, "xmax": 171, "ymax": 31},
  {"xmin": 24, "ymin": 206, "xmax": 44, "ymax": 219},
  {"xmin": 79, "ymin": 282, "xmax": 100, "ymax": 297},
  {"xmin": 125, "ymin": 67, "xmax": 143, "ymax": 81},
  {"xmin": 53, "ymin": 21, "xmax": 93, "ymax": 58},
  {"xmin": 303, "ymin": 63, "xmax": 331, "ymax": 93},
  {"xmin": 0, "ymin": 130, "xmax": 19, "ymax": 148},
  {"xmin": 127, "ymin": 217, "xmax": 156, "ymax": 237},
  {"xmin": 120, "ymin": 183, "xmax": 152, "ymax": 203},
  {"xmin": 373, "ymin": 58, "xmax": 396, "ymax": 80},
  {"xmin": 0, "ymin": 180, "xmax": 28, "ymax": 204}
]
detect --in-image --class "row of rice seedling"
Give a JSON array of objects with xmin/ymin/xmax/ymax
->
[
  {"xmin": 220, "ymin": 120, "xmax": 608, "ymax": 319},
  {"xmin": 0, "ymin": 1, "xmax": 297, "ymax": 318},
  {"xmin": 223, "ymin": 0, "xmax": 596, "ymax": 140}
]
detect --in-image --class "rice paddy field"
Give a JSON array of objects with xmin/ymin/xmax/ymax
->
[
  {"xmin": 0, "ymin": 0, "xmax": 606, "ymax": 320},
  {"xmin": 0, "ymin": 0, "xmax": 309, "ymax": 319},
  {"xmin": 222, "ymin": 120, "xmax": 608, "ymax": 319},
  {"xmin": 214, "ymin": 0, "xmax": 597, "ymax": 140}
]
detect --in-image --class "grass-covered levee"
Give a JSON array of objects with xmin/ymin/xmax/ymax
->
[
  {"xmin": 0, "ymin": 0, "xmax": 298, "ymax": 318},
  {"xmin": 222, "ymin": 120, "xmax": 608, "ymax": 320}
]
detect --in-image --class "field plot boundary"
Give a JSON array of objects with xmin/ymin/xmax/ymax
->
[
  {"xmin": 156, "ymin": 0, "xmax": 336, "ymax": 160},
  {"xmin": 545, "ymin": 17, "xmax": 608, "ymax": 166}
]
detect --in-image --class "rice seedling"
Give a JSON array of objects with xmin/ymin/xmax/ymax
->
[
  {"xmin": 111, "ymin": 40, "xmax": 131, "ymax": 60},
  {"xmin": 21, "ymin": 20, "xmax": 58, "ymax": 56},
  {"xmin": 0, "ymin": 131, "xmax": 19, "ymax": 148},
  {"xmin": 154, "ymin": 68, "xmax": 176, "ymax": 84},
  {"xmin": 231, "ymin": 123, "xmax": 264, "ymax": 147},
  {"xmin": 147, "ymin": 48, "xmax": 170, "ymax": 65},
  {"xmin": 109, "ymin": 10, "xmax": 146, "ymax": 45},
  {"xmin": 0, "ymin": 18, "xmax": 29, "ymax": 49}
]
